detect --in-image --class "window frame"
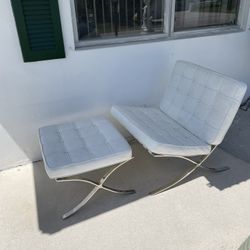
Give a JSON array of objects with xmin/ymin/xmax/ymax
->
[{"xmin": 70, "ymin": 0, "xmax": 249, "ymax": 49}]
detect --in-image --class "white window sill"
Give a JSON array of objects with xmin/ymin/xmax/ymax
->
[
  {"xmin": 75, "ymin": 25, "xmax": 244, "ymax": 50},
  {"xmin": 170, "ymin": 25, "xmax": 244, "ymax": 40}
]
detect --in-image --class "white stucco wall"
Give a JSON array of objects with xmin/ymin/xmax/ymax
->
[{"xmin": 0, "ymin": 0, "xmax": 250, "ymax": 169}]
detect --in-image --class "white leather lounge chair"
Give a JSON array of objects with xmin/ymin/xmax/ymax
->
[{"xmin": 111, "ymin": 61, "xmax": 247, "ymax": 194}]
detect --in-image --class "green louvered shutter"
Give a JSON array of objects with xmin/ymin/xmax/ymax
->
[{"xmin": 10, "ymin": 0, "xmax": 65, "ymax": 62}]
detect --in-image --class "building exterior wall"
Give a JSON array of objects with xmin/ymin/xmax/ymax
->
[{"xmin": 0, "ymin": 0, "xmax": 250, "ymax": 169}]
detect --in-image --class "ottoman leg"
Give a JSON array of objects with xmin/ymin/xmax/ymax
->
[
  {"xmin": 56, "ymin": 158, "xmax": 136, "ymax": 219},
  {"xmin": 61, "ymin": 186, "xmax": 99, "ymax": 220}
]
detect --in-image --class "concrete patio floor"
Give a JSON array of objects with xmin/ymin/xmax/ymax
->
[{"xmin": 1, "ymin": 142, "xmax": 250, "ymax": 250}]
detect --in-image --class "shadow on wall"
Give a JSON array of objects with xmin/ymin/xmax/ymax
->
[
  {"xmin": 0, "ymin": 41, "xmax": 170, "ymax": 169},
  {"xmin": 33, "ymin": 142, "xmax": 250, "ymax": 234},
  {"xmin": 0, "ymin": 99, "xmax": 112, "ymax": 166},
  {"xmin": 0, "ymin": 124, "xmax": 29, "ymax": 170}
]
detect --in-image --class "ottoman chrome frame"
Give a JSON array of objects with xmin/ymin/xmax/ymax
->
[
  {"xmin": 56, "ymin": 158, "xmax": 135, "ymax": 219},
  {"xmin": 39, "ymin": 117, "xmax": 136, "ymax": 220}
]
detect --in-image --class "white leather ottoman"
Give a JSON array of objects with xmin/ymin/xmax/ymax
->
[{"xmin": 39, "ymin": 117, "xmax": 135, "ymax": 219}]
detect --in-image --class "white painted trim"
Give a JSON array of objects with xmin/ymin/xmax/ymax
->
[
  {"xmin": 163, "ymin": 0, "xmax": 172, "ymax": 35},
  {"xmin": 70, "ymin": 0, "xmax": 79, "ymax": 44},
  {"xmin": 171, "ymin": 25, "xmax": 242, "ymax": 37},
  {"xmin": 75, "ymin": 26, "xmax": 243, "ymax": 50},
  {"xmin": 237, "ymin": 0, "xmax": 250, "ymax": 29},
  {"xmin": 76, "ymin": 33, "xmax": 168, "ymax": 49},
  {"xmin": 170, "ymin": 0, "xmax": 175, "ymax": 33}
]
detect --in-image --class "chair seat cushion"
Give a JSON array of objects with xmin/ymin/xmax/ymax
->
[
  {"xmin": 39, "ymin": 117, "xmax": 132, "ymax": 179},
  {"xmin": 111, "ymin": 106, "xmax": 211, "ymax": 156}
]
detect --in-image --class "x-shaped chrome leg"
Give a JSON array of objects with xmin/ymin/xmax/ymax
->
[
  {"xmin": 148, "ymin": 146, "xmax": 230, "ymax": 195},
  {"xmin": 56, "ymin": 158, "xmax": 135, "ymax": 219}
]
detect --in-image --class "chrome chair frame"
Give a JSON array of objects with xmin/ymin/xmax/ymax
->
[
  {"xmin": 148, "ymin": 145, "xmax": 230, "ymax": 195},
  {"xmin": 56, "ymin": 158, "xmax": 135, "ymax": 219}
]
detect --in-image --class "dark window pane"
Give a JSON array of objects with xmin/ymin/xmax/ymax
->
[
  {"xmin": 174, "ymin": 0, "xmax": 240, "ymax": 32},
  {"xmin": 74, "ymin": 0, "xmax": 164, "ymax": 41}
]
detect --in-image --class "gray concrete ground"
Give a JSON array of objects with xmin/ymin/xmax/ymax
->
[
  {"xmin": 0, "ymin": 142, "xmax": 250, "ymax": 250},
  {"xmin": 221, "ymin": 109, "xmax": 250, "ymax": 163}
]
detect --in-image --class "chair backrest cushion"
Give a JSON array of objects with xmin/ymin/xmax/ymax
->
[{"xmin": 160, "ymin": 61, "xmax": 247, "ymax": 145}]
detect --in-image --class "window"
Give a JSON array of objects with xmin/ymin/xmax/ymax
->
[
  {"xmin": 72, "ymin": 0, "xmax": 242, "ymax": 47},
  {"xmin": 174, "ymin": 0, "xmax": 240, "ymax": 31},
  {"xmin": 74, "ymin": 0, "xmax": 164, "ymax": 41}
]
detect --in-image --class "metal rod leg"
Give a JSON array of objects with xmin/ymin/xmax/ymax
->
[
  {"xmin": 56, "ymin": 158, "xmax": 135, "ymax": 219},
  {"xmin": 62, "ymin": 186, "xmax": 100, "ymax": 219},
  {"xmin": 149, "ymin": 146, "xmax": 224, "ymax": 195},
  {"xmin": 101, "ymin": 185, "xmax": 135, "ymax": 194},
  {"xmin": 200, "ymin": 166, "xmax": 230, "ymax": 173}
]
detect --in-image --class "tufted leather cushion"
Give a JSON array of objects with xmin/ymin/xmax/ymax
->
[
  {"xmin": 39, "ymin": 117, "xmax": 132, "ymax": 179},
  {"xmin": 160, "ymin": 61, "xmax": 247, "ymax": 145},
  {"xmin": 111, "ymin": 106, "xmax": 211, "ymax": 156}
]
